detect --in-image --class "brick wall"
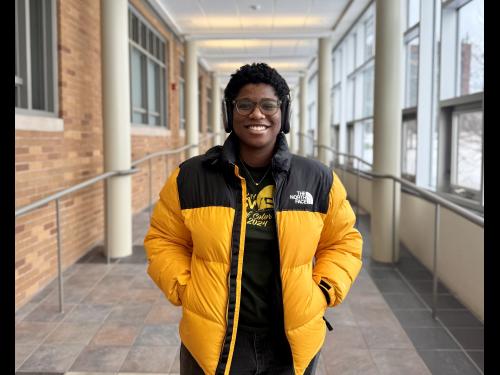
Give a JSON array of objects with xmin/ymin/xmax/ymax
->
[
  {"xmin": 15, "ymin": 0, "xmax": 211, "ymax": 310},
  {"xmin": 15, "ymin": 0, "xmax": 105, "ymax": 310}
]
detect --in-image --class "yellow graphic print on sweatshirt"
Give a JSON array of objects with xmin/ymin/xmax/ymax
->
[{"xmin": 246, "ymin": 185, "xmax": 275, "ymax": 228}]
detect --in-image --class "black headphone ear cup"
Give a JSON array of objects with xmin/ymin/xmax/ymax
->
[
  {"xmin": 222, "ymin": 99, "xmax": 232, "ymax": 133},
  {"xmin": 281, "ymin": 98, "xmax": 291, "ymax": 134}
]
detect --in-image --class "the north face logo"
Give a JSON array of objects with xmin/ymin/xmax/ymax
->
[{"xmin": 289, "ymin": 191, "xmax": 313, "ymax": 205}]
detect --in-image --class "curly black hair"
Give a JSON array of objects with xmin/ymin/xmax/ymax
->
[{"xmin": 224, "ymin": 62, "xmax": 290, "ymax": 102}]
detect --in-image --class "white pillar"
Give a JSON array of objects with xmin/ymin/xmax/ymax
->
[
  {"xmin": 299, "ymin": 74, "xmax": 308, "ymax": 157},
  {"xmin": 289, "ymin": 87, "xmax": 299, "ymax": 153},
  {"xmin": 185, "ymin": 40, "xmax": 199, "ymax": 158},
  {"xmin": 318, "ymin": 37, "xmax": 332, "ymax": 166},
  {"xmin": 101, "ymin": 0, "xmax": 132, "ymax": 258},
  {"xmin": 372, "ymin": 0, "xmax": 402, "ymax": 263},
  {"xmin": 211, "ymin": 73, "xmax": 222, "ymax": 145}
]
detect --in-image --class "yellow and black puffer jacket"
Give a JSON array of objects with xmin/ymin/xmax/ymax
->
[{"xmin": 144, "ymin": 132, "xmax": 363, "ymax": 375}]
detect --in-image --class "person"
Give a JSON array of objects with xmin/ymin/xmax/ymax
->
[{"xmin": 144, "ymin": 62, "xmax": 363, "ymax": 375}]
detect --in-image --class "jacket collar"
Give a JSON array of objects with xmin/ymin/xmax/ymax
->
[{"xmin": 201, "ymin": 132, "xmax": 292, "ymax": 174}]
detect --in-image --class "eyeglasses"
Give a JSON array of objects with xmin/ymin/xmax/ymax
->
[{"xmin": 232, "ymin": 98, "xmax": 282, "ymax": 116}]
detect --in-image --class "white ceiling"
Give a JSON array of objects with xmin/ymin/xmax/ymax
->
[{"xmin": 151, "ymin": 0, "xmax": 372, "ymax": 89}]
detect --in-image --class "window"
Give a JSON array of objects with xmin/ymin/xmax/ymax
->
[
  {"xmin": 361, "ymin": 120, "xmax": 373, "ymax": 169},
  {"xmin": 363, "ymin": 66, "xmax": 374, "ymax": 118},
  {"xmin": 407, "ymin": 0, "xmax": 420, "ymax": 28},
  {"xmin": 15, "ymin": 0, "xmax": 57, "ymax": 115},
  {"xmin": 402, "ymin": 118, "xmax": 417, "ymax": 181},
  {"xmin": 347, "ymin": 124, "xmax": 355, "ymax": 165},
  {"xmin": 451, "ymin": 109, "xmax": 482, "ymax": 194},
  {"xmin": 198, "ymin": 76, "xmax": 203, "ymax": 132},
  {"xmin": 405, "ymin": 37, "xmax": 419, "ymax": 108},
  {"xmin": 129, "ymin": 9, "xmax": 167, "ymax": 127},
  {"xmin": 364, "ymin": 16, "xmax": 374, "ymax": 60},
  {"xmin": 179, "ymin": 59, "xmax": 185, "ymax": 130},
  {"xmin": 457, "ymin": 0, "xmax": 484, "ymax": 96}
]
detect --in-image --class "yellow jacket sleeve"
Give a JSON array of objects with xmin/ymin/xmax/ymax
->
[
  {"xmin": 144, "ymin": 168, "xmax": 193, "ymax": 306},
  {"xmin": 313, "ymin": 171, "xmax": 363, "ymax": 307}
]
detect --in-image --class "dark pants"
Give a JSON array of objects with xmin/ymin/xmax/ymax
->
[{"xmin": 180, "ymin": 328, "xmax": 320, "ymax": 375}]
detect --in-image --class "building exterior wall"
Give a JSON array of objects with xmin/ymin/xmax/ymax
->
[{"xmin": 15, "ymin": 0, "xmax": 206, "ymax": 310}]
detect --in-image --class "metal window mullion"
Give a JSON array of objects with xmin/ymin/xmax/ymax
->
[
  {"xmin": 129, "ymin": 40, "xmax": 165, "ymax": 68},
  {"xmin": 25, "ymin": 0, "xmax": 32, "ymax": 111}
]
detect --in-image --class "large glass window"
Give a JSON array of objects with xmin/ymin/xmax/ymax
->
[
  {"xmin": 457, "ymin": 0, "xmax": 484, "ymax": 96},
  {"xmin": 402, "ymin": 118, "xmax": 418, "ymax": 181},
  {"xmin": 129, "ymin": 9, "xmax": 167, "ymax": 127},
  {"xmin": 407, "ymin": 0, "xmax": 420, "ymax": 28},
  {"xmin": 15, "ymin": 0, "xmax": 57, "ymax": 115},
  {"xmin": 361, "ymin": 120, "xmax": 373, "ymax": 169},
  {"xmin": 364, "ymin": 16, "xmax": 374, "ymax": 60},
  {"xmin": 405, "ymin": 37, "xmax": 419, "ymax": 108},
  {"xmin": 451, "ymin": 110, "xmax": 482, "ymax": 193},
  {"xmin": 363, "ymin": 66, "xmax": 374, "ymax": 118}
]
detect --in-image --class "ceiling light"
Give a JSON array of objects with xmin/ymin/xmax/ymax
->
[{"xmin": 250, "ymin": 4, "xmax": 261, "ymax": 11}]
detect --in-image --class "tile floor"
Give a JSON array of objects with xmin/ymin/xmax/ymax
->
[{"xmin": 15, "ymin": 209, "xmax": 482, "ymax": 374}]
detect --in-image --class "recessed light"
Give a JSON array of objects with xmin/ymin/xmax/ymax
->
[{"xmin": 250, "ymin": 4, "xmax": 261, "ymax": 11}]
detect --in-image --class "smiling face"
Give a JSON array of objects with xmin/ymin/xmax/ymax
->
[{"xmin": 232, "ymin": 83, "xmax": 282, "ymax": 154}]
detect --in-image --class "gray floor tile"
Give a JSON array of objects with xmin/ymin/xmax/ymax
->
[
  {"xmin": 119, "ymin": 345, "xmax": 178, "ymax": 373},
  {"xmin": 134, "ymin": 324, "xmax": 180, "ymax": 347},
  {"xmin": 90, "ymin": 321, "xmax": 142, "ymax": 347},
  {"xmin": 421, "ymin": 294, "xmax": 466, "ymax": 310},
  {"xmin": 365, "ymin": 268, "xmax": 403, "ymax": 282},
  {"xmin": 417, "ymin": 350, "xmax": 482, "ymax": 375},
  {"xmin": 322, "ymin": 347, "xmax": 380, "ymax": 375},
  {"xmin": 392, "ymin": 309, "xmax": 442, "ymax": 328},
  {"xmin": 466, "ymin": 350, "xmax": 484, "ymax": 372},
  {"xmin": 43, "ymin": 322, "xmax": 102, "ymax": 345},
  {"xmin": 105, "ymin": 303, "xmax": 153, "ymax": 323},
  {"xmin": 145, "ymin": 303, "xmax": 183, "ymax": 324},
  {"xmin": 405, "ymin": 327, "xmax": 460, "ymax": 350},
  {"xmin": 69, "ymin": 346, "xmax": 131, "ymax": 372},
  {"xmin": 23, "ymin": 303, "xmax": 76, "ymax": 322},
  {"xmin": 448, "ymin": 328, "xmax": 483, "ymax": 350},
  {"xmin": 370, "ymin": 349, "xmax": 431, "ymax": 374},
  {"xmin": 383, "ymin": 293, "xmax": 428, "ymax": 309},
  {"xmin": 436, "ymin": 310, "xmax": 483, "ymax": 327},
  {"xmin": 15, "ymin": 321, "xmax": 58, "ymax": 346},
  {"xmin": 15, "ymin": 344, "xmax": 37, "ymax": 370},
  {"xmin": 359, "ymin": 325, "xmax": 414, "ymax": 350},
  {"xmin": 62, "ymin": 304, "xmax": 114, "ymax": 323},
  {"xmin": 18, "ymin": 343, "xmax": 85, "ymax": 373},
  {"xmin": 406, "ymin": 280, "xmax": 449, "ymax": 295},
  {"xmin": 351, "ymin": 306, "xmax": 401, "ymax": 329},
  {"xmin": 323, "ymin": 325, "xmax": 367, "ymax": 350},
  {"xmin": 372, "ymin": 278, "xmax": 413, "ymax": 293}
]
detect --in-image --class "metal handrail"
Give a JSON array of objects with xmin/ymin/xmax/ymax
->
[
  {"xmin": 311, "ymin": 142, "xmax": 483, "ymax": 320},
  {"xmin": 15, "ymin": 131, "xmax": 222, "ymax": 313}
]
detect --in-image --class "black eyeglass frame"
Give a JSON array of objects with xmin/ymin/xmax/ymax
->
[{"xmin": 231, "ymin": 98, "xmax": 283, "ymax": 116}]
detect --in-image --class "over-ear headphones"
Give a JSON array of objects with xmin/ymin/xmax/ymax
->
[{"xmin": 222, "ymin": 96, "xmax": 291, "ymax": 134}]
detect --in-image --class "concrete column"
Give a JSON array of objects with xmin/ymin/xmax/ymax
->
[
  {"xmin": 371, "ymin": 0, "xmax": 402, "ymax": 263},
  {"xmin": 318, "ymin": 37, "xmax": 332, "ymax": 165},
  {"xmin": 101, "ymin": 0, "xmax": 132, "ymax": 258},
  {"xmin": 299, "ymin": 74, "xmax": 308, "ymax": 157},
  {"xmin": 185, "ymin": 40, "xmax": 199, "ymax": 157},
  {"xmin": 211, "ymin": 73, "xmax": 222, "ymax": 145}
]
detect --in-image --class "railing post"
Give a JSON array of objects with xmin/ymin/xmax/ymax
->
[
  {"xmin": 432, "ymin": 203, "xmax": 441, "ymax": 320},
  {"xmin": 55, "ymin": 199, "xmax": 64, "ymax": 313},
  {"xmin": 392, "ymin": 178, "xmax": 396, "ymax": 264},
  {"xmin": 149, "ymin": 158, "xmax": 153, "ymax": 218}
]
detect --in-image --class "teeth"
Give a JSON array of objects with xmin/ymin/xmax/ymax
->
[{"xmin": 248, "ymin": 126, "xmax": 267, "ymax": 130}]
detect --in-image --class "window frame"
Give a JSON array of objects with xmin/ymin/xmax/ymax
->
[
  {"xmin": 15, "ymin": 0, "xmax": 59, "ymax": 118},
  {"xmin": 128, "ymin": 6, "xmax": 168, "ymax": 128}
]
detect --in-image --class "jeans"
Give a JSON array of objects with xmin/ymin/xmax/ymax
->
[{"xmin": 180, "ymin": 328, "xmax": 320, "ymax": 375}]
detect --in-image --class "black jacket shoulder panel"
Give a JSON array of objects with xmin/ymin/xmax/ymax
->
[
  {"xmin": 276, "ymin": 155, "xmax": 333, "ymax": 214},
  {"xmin": 177, "ymin": 155, "xmax": 236, "ymax": 210}
]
